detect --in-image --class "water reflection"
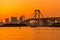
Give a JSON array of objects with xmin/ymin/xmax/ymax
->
[{"xmin": 0, "ymin": 27, "xmax": 60, "ymax": 40}]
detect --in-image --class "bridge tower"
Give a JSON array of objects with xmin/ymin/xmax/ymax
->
[{"xmin": 34, "ymin": 10, "xmax": 40, "ymax": 26}]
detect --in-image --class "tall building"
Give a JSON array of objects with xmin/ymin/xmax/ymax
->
[
  {"xmin": 19, "ymin": 16, "xmax": 25, "ymax": 24},
  {"xmin": 5, "ymin": 18, "xmax": 10, "ymax": 24},
  {"xmin": 0, "ymin": 21, "xmax": 3, "ymax": 26},
  {"xmin": 10, "ymin": 16, "xmax": 18, "ymax": 24}
]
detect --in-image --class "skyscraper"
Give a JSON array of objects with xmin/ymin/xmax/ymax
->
[
  {"xmin": 19, "ymin": 16, "xmax": 25, "ymax": 24},
  {"xmin": 0, "ymin": 21, "xmax": 3, "ymax": 26},
  {"xmin": 5, "ymin": 18, "xmax": 10, "ymax": 24},
  {"xmin": 10, "ymin": 16, "xmax": 18, "ymax": 24}
]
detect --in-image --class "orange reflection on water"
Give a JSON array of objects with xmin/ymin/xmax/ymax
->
[{"xmin": 0, "ymin": 27, "xmax": 60, "ymax": 40}]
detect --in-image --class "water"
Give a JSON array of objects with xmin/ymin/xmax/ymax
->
[{"xmin": 0, "ymin": 27, "xmax": 60, "ymax": 40}]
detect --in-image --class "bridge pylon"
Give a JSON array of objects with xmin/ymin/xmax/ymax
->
[{"xmin": 34, "ymin": 10, "xmax": 40, "ymax": 26}]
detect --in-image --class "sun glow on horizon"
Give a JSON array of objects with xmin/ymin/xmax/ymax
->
[{"xmin": 0, "ymin": 0, "xmax": 60, "ymax": 21}]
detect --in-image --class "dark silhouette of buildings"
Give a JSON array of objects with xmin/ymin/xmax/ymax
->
[{"xmin": 0, "ymin": 10, "xmax": 60, "ymax": 27}]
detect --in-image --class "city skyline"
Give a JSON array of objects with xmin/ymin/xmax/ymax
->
[
  {"xmin": 0, "ymin": 16, "xmax": 25, "ymax": 26},
  {"xmin": 0, "ymin": 12, "xmax": 60, "ymax": 27}
]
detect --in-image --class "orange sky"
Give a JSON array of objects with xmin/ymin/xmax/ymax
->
[{"xmin": 0, "ymin": 0, "xmax": 60, "ymax": 21}]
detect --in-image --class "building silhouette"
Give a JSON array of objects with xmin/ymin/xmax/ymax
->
[
  {"xmin": 10, "ymin": 16, "xmax": 18, "ymax": 24},
  {"xmin": 0, "ymin": 22, "xmax": 3, "ymax": 26},
  {"xmin": 5, "ymin": 18, "xmax": 10, "ymax": 24},
  {"xmin": 19, "ymin": 15, "xmax": 25, "ymax": 24}
]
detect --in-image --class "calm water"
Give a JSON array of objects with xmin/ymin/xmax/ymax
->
[{"xmin": 0, "ymin": 27, "xmax": 60, "ymax": 40}]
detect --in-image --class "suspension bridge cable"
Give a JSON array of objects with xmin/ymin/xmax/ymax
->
[
  {"xmin": 40, "ymin": 12, "xmax": 44, "ymax": 18},
  {"xmin": 29, "ymin": 10, "xmax": 45, "ymax": 19},
  {"xmin": 29, "ymin": 13, "xmax": 35, "ymax": 19}
]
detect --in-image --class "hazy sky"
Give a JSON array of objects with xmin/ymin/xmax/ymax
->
[{"xmin": 0, "ymin": 0, "xmax": 60, "ymax": 21}]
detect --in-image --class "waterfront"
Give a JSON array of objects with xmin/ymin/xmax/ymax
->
[{"xmin": 0, "ymin": 27, "xmax": 60, "ymax": 40}]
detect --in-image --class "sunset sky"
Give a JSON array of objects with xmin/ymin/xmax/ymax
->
[{"xmin": 0, "ymin": 0, "xmax": 60, "ymax": 21}]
